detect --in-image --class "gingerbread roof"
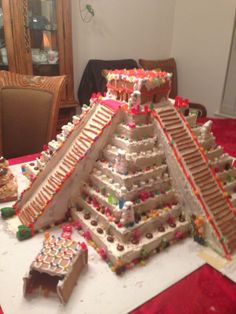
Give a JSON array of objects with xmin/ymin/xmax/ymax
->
[{"xmin": 31, "ymin": 236, "xmax": 84, "ymax": 276}]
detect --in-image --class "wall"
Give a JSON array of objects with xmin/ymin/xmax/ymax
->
[
  {"xmin": 71, "ymin": 0, "xmax": 176, "ymax": 102},
  {"xmin": 221, "ymin": 18, "xmax": 236, "ymax": 117},
  {"xmin": 171, "ymin": 0, "xmax": 236, "ymax": 117}
]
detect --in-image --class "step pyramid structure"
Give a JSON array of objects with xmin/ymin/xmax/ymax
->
[{"xmin": 7, "ymin": 68, "xmax": 236, "ymax": 272}]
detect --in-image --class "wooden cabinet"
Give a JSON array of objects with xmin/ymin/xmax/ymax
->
[{"xmin": 0, "ymin": 0, "xmax": 77, "ymax": 131}]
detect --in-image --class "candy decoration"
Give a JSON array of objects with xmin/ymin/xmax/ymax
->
[
  {"xmin": 73, "ymin": 220, "xmax": 82, "ymax": 230},
  {"xmin": 140, "ymin": 248, "xmax": 149, "ymax": 260},
  {"xmin": 175, "ymin": 230, "xmax": 184, "ymax": 240},
  {"xmin": 150, "ymin": 103, "xmax": 154, "ymax": 110},
  {"xmin": 98, "ymin": 247, "xmax": 107, "ymax": 260},
  {"xmin": 127, "ymin": 122, "xmax": 136, "ymax": 129},
  {"xmin": 61, "ymin": 231, "xmax": 72, "ymax": 240},
  {"xmin": 80, "ymin": 242, "xmax": 88, "ymax": 251},
  {"xmin": 118, "ymin": 198, "xmax": 125, "ymax": 209},
  {"xmin": 1, "ymin": 207, "xmax": 15, "ymax": 219},
  {"xmin": 108, "ymin": 193, "xmax": 113, "ymax": 204},
  {"xmin": 17, "ymin": 225, "xmax": 32, "ymax": 241},
  {"xmin": 83, "ymin": 230, "xmax": 92, "ymax": 241},
  {"xmin": 44, "ymin": 231, "xmax": 50, "ymax": 241}
]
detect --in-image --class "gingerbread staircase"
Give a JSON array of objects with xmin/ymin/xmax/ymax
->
[
  {"xmin": 154, "ymin": 106, "xmax": 236, "ymax": 256},
  {"xmin": 16, "ymin": 102, "xmax": 120, "ymax": 230}
]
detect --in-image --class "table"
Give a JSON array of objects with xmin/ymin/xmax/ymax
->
[{"xmin": 2, "ymin": 118, "xmax": 236, "ymax": 314}]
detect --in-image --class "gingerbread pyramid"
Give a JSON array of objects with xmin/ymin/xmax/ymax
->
[{"xmin": 5, "ymin": 69, "xmax": 236, "ymax": 272}]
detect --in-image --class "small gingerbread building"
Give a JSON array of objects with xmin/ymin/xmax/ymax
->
[
  {"xmin": 0, "ymin": 156, "xmax": 17, "ymax": 204},
  {"xmin": 23, "ymin": 235, "xmax": 88, "ymax": 304}
]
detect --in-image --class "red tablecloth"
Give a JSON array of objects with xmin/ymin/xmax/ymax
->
[
  {"xmin": 4, "ymin": 118, "xmax": 236, "ymax": 314},
  {"xmin": 131, "ymin": 264, "xmax": 236, "ymax": 314},
  {"xmin": 8, "ymin": 152, "xmax": 40, "ymax": 166}
]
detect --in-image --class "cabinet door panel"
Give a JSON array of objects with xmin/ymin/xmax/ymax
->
[
  {"xmin": 1, "ymin": 0, "xmax": 15, "ymax": 71},
  {"xmin": 28, "ymin": 0, "xmax": 60, "ymax": 77},
  {"xmin": 9, "ymin": 0, "xmax": 32, "ymax": 74}
]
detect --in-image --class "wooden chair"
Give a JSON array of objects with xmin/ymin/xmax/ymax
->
[
  {"xmin": 0, "ymin": 71, "xmax": 65, "ymax": 159},
  {"xmin": 139, "ymin": 58, "xmax": 207, "ymax": 117}
]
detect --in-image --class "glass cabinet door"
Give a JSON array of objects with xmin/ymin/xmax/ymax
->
[
  {"xmin": 0, "ymin": 0, "xmax": 8, "ymax": 70},
  {"xmin": 27, "ymin": 0, "xmax": 59, "ymax": 76}
]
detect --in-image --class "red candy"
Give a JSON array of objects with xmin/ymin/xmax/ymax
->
[
  {"xmin": 98, "ymin": 247, "xmax": 107, "ymax": 260},
  {"xmin": 62, "ymin": 224, "xmax": 73, "ymax": 232},
  {"xmin": 61, "ymin": 231, "xmax": 72, "ymax": 239},
  {"xmin": 80, "ymin": 242, "xmax": 88, "ymax": 251}
]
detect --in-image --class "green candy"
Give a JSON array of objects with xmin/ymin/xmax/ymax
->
[
  {"xmin": 150, "ymin": 103, "xmax": 154, "ymax": 110},
  {"xmin": 108, "ymin": 193, "xmax": 113, "ymax": 204},
  {"xmin": 1, "ymin": 207, "xmax": 15, "ymax": 219},
  {"xmin": 160, "ymin": 238, "xmax": 169, "ymax": 249},
  {"xmin": 220, "ymin": 237, "xmax": 225, "ymax": 243},
  {"xmin": 16, "ymin": 225, "xmax": 32, "ymax": 241},
  {"xmin": 140, "ymin": 247, "xmax": 149, "ymax": 260}
]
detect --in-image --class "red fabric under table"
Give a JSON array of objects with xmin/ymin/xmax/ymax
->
[{"xmin": 131, "ymin": 264, "xmax": 236, "ymax": 314}]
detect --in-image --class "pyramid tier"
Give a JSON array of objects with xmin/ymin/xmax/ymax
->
[
  {"xmin": 90, "ymin": 167, "xmax": 171, "ymax": 201},
  {"xmin": 123, "ymin": 111, "xmax": 152, "ymax": 125},
  {"xmin": 205, "ymin": 146, "xmax": 224, "ymax": 161},
  {"xmin": 95, "ymin": 160, "xmax": 168, "ymax": 190},
  {"xmin": 71, "ymin": 206, "xmax": 190, "ymax": 266},
  {"xmin": 193, "ymin": 127, "xmax": 216, "ymax": 150},
  {"xmin": 74, "ymin": 193, "xmax": 183, "ymax": 243},
  {"xmin": 103, "ymin": 145, "xmax": 165, "ymax": 170},
  {"xmin": 80, "ymin": 182, "xmax": 177, "ymax": 217},
  {"xmin": 210, "ymin": 154, "xmax": 233, "ymax": 172},
  {"xmin": 217, "ymin": 168, "xmax": 236, "ymax": 206},
  {"xmin": 198, "ymin": 135, "xmax": 215, "ymax": 150},
  {"xmin": 116, "ymin": 122, "xmax": 154, "ymax": 141},
  {"xmin": 185, "ymin": 114, "xmax": 197, "ymax": 128},
  {"xmin": 217, "ymin": 167, "xmax": 236, "ymax": 182},
  {"xmin": 108, "ymin": 136, "xmax": 157, "ymax": 154},
  {"xmin": 22, "ymin": 115, "xmax": 88, "ymax": 181},
  {"xmin": 230, "ymin": 194, "xmax": 236, "ymax": 207},
  {"xmin": 223, "ymin": 181, "xmax": 236, "ymax": 195}
]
